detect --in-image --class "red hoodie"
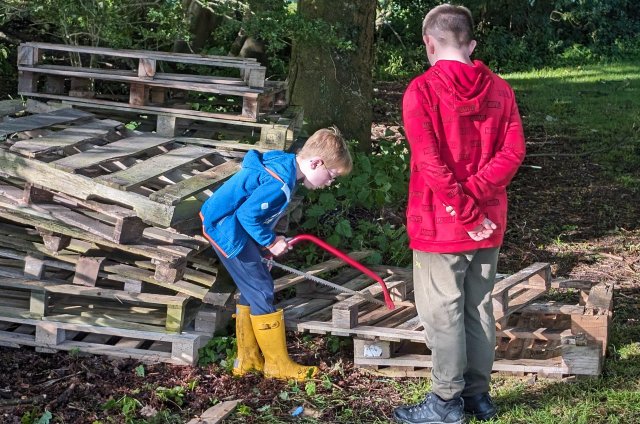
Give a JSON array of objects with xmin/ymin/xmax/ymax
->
[{"xmin": 403, "ymin": 60, "xmax": 526, "ymax": 253}]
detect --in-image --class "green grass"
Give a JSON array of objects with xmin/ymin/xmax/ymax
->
[{"xmin": 503, "ymin": 62, "xmax": 640, "ymax": 187}]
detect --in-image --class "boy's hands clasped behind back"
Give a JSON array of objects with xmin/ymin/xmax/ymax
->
[{"xmin": 444, "ymin": 204, "xmax": 497, "ymax": 241}]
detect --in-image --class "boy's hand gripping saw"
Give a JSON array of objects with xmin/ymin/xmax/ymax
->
[{"xmin": 262, "ymin": 234, "xmax": 396, "ymax": 310}]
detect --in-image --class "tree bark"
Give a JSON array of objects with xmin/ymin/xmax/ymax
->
[{"xmin": 289, "ymin": 1, "xmax": 375, "ymax": 150}]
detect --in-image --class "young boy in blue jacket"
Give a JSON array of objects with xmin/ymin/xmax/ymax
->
[{"xmin": 200, "ymin": 126, "xmax": 352, "ymax": 381}]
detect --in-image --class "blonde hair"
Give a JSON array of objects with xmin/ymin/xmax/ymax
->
[
  {"xmin": 422, "ymin": 4, "xmax": 474, "ymax": 47},
  {"xmin": 297, "ymin": 126, "xmax": 353, "ymax": 175}
]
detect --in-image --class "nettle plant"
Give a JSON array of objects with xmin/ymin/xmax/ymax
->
[{"xmin": 298, "ymin": 139, "xmax": 411, "ymax": 267}]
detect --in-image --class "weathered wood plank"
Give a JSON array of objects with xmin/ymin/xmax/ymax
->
[
  {"xmin": 10, "ymin": 119, "xmax": 123, "ymax": 158},
  {"xmin": 150, "ymin": 159, "xmax": 240, "ymax": 205},
  {"xmin": 186, "ymin": 400, "xmax": 240, "ymax": 424},
  {"xmin": 492, "ymin": 262, "xmax": 551, "ymax": 321},
  {"xmin": 19, "ymin": 65, "xmax": 264, "ymax": 96},
  {"xmin": 24, "ymin": 42, "xmax": 262, "ymax": 68},
  {"xmin": 0, "ymin": 108, "xmax": 93, "ymax": 137},
  {"xmin": 52, "ymin": 135, "xmax": 173, "ymax": 172},
  {"xmin": 0, "ymin": 277, "xmax": 187, "ymax": 306},
  {"xmin": 19, "ymin": 92, "xmax": 259, "ymax": 123},
  {"xmin": 94, "ymin": 145, "xmax": 217, "ymax": 190}
]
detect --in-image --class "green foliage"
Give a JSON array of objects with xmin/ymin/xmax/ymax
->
[
  {"xmin": 20, "ymin": 409, "xmax": 52, "ymax": 424},
  {"xmin": 374, "ymin": 0, "xmax": 640, "ymax": 78},
  {"xmin": 134, "ymin": 364, "xmax": 145, "ymax": 377},
  {"xmin": 198, "ymin": 335, "xmax": 236, "ymax": 370},
  {"xmin": 326, "ymin": 334, "xmax": 351, "ymax": 354},
  {"xmin": 236, "ymin": 403, "xmax": 252, "ymax": 416},
  {"xmin": 203, "ymin": 0, "xmax": 354, "ymax": 78},
  {"xmin": 1, "ymin": 0, "xmax": 189, "ymax": 51},
  {"xmin": 102, "ymin": 395, "xmax": 142, "ymax": 424},
  {"xmin": 155, "ymin": 385, "xmax": 186, "ymax": 407},
  {"xmin": 300, "ymin": 139, "xmax": 410, "ymax": 266},
  {"xmin": 304, "ymin": 380, "xmax": 317, "ymax": 396}
]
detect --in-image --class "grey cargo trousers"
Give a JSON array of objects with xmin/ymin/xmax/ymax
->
[{"xmin": 413, "ymin": 248, "xmax": 499, "ymax": 400}]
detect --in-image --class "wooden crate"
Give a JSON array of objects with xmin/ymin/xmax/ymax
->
[
  {"xmin": 292, "ymin": 263, "xmax": 611, "ymax": 379},
  {"xmin": 0, "ymin": 315, "xmax": 210, "ymax": 365}
]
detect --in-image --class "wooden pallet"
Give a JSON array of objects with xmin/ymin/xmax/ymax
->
[
  {"xmin": 0, "ymin": 114, "xmax": 247, "ymax": 227},
  {"xmin": 0, "ymin": 315, "xmax": 210, "ymax": 365},
  {"xmin": 0, "ymin": 189, "xmax": 212, "ymax": 284},
  {"xmin": 17, "ymin": 42, "xmax": 280, "ymax": 122},
  {"xmin": 0, "ymin": 221, "xmax": 227, "ymax": 304},
  {"xmin": 0, "ymin": 275, "xmax": 196, "ymax": 333},
  {"xmin": 291, "ymin": 263, "xmax": 610, "ymax": 378}
]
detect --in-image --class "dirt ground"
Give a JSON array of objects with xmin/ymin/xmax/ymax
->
[{"xmin": 0, "ymin": 81, "xmax": 639, "ymax": 423}]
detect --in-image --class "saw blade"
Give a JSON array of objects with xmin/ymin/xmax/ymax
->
[{"xmin": 262, "ymin": 257, "xmax": 386, "ymax": 307}]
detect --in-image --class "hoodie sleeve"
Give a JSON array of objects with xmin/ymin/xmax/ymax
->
[
  {"xmin": 235, "ymin": 175, "xmax": 288, "ymax": 247},
  {"xmin": 462, "ymin": 94, "xmax": 526, "ymax": 200},
  {"xmin": 403, "ymin": 81, "xmax": 485, "ymax": 231}
]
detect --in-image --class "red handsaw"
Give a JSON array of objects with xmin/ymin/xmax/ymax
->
[{"xmin": 285, "ymin": 234, "xmax": 396, "ymax": 310}]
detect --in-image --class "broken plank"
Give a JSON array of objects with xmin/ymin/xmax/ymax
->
[
  {"xmin": 187, "ymin": 400, "xmax": 240, "ymax": 424},
  {"xmin": 94, "ymin": 145, "xmax": 217, "ymax": 190}
]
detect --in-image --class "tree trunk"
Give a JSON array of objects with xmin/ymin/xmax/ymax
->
[
  {"xmin": 289, "ymin": 1, "xmax": 375, "ymax": 150},
  {"xmin": 179, "ymin": 0, "xmax": 222, "ymax": 53}
]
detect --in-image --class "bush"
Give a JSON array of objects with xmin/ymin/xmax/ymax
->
[{"xmin": 298, "ymin": 139, "xmax": 411, "ymax": 267}]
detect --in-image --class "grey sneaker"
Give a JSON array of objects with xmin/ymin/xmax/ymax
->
[
  {"xmin": 393, "ymin": 392, "xmax": 465, "ymax": 424},
  {"xmin": 463, "ymin": 392, "xmax": 497, "ymax": 421}
]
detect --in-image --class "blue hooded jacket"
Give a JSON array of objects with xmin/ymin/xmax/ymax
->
[{"xmin": 200, "ymin": 150, "xmax": 297, "ymax": 258}]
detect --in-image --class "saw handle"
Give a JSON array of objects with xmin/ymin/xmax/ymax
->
[{"xmin": 287, "ymin": 234, "xmax": 395, "ymax": 310}]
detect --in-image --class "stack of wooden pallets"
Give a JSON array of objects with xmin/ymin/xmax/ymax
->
[
  {"xmin": 17, "ymin": 43, "xmax": 302, "ymax": 150},
  {"xmin": 0, "ymin": 101, "xmax": 258, "ymax": 364}
]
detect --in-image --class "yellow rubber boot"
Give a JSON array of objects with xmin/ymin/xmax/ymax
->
[
  {"xmin": 250, "ymin": 310, "xmax": 318, "ymax": 381},
  {"xmin": 233, "ymin": 305, "xmax": 264, "ymax": 376}
]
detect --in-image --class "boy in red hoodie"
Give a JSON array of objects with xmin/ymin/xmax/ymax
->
[{"xmin": 393, "ymin": 4, "xmax": 525, "ymax": 424}]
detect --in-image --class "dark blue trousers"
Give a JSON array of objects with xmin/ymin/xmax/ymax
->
[{"xmin": 212, "ymin": 239, "xmax": 276, "ymax": 315}]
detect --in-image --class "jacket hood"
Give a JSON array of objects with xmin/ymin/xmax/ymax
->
[
  {"xmin": 428, "ymin": 59, "xmax": 493, "ymax": 116},
  {"xmin": 242, "ymin": 150, "xmax": 297, "ymax": 186}
]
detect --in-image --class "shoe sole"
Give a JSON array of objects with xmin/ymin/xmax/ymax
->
[
  {"xmin": 465, "ymin": 411, "xmax": 497, "ymax": 421},
  {"xmin": 393, "ymin": 412, "xmax": 464, "ymax": 424}
]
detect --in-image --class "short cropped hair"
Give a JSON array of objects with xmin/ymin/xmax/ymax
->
[
  {"xmin": 422, "ymin": 4, "xmax": 474, "ymax": 47},
  {"xmin": 298, "ymin": 126, "xmax": 353, "ymax": 175}
]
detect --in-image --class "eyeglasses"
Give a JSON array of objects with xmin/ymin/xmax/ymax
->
[{"xmin": 321, "ymin": 162, "xmax": 338, "ymax": 182}]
